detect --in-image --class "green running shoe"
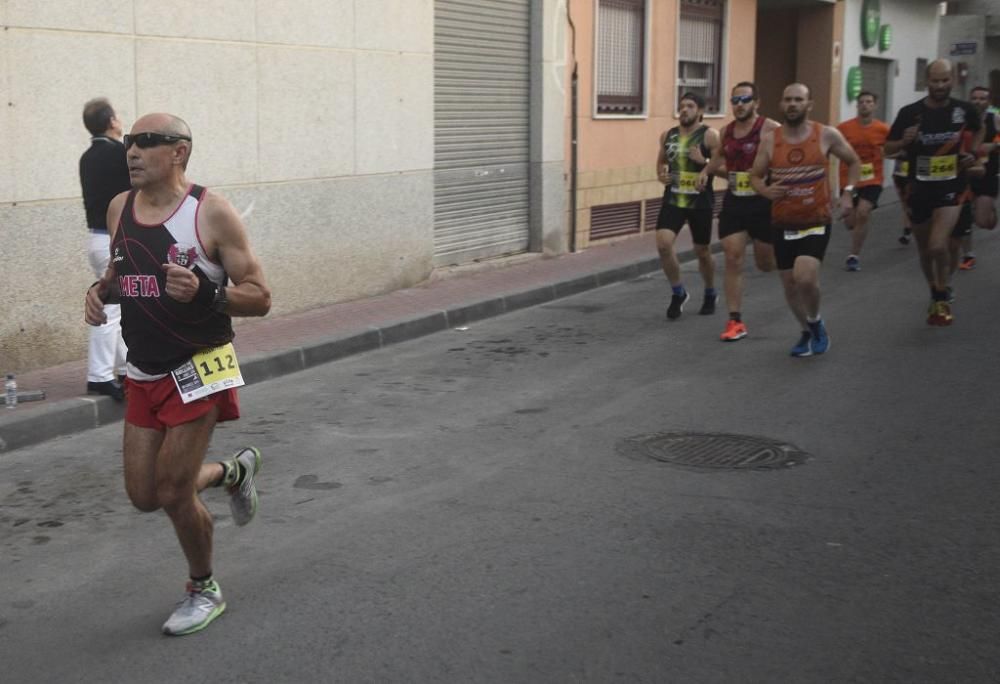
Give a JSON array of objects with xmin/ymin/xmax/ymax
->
[
  {"xmin": 162, "ymin": 580, "xmax": 226, "ymax": 636},
  {"xmin": 228, "ymin": 446, "xmax": 262, "ymax": 527}
]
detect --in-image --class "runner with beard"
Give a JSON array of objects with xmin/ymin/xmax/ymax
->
[
  {"xmin": 655, "ymin": 92, "xmax": 721, "ymax": 320},
  {"xmin": 837, "ymin": 91, "xmax": 890, "ymax": 271},
  {"xmin": 885, "ymin": 59, "xmax": 983, "ymax": 326},
  {"xmin": 700, "ymin": 81, "xmax": 779, "ymax": 341},
  {"xmin": 957, "ymin": 85, "xmax": 1000, "ymax": 269},
  {"xmin": 750, "ymin": 83, "xmax": 860, "ymax": 357}
]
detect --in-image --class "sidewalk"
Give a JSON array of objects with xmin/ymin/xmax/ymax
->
[{"xmin": 0, "ymin": 230, "xmax": 695, "ymax": 453}]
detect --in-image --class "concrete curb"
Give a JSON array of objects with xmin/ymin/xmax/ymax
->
[{"xmin": 0, "ymin": 253, "xmax": 669, "ymax": 453}]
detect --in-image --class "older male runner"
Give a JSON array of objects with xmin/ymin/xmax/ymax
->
[
  {"xmin": 701, "ymin": 81, "xmax": 779, "ymax": 341},
  {"xmin": 750, "ymin": 83, "xmax": 860, "ymax": 357},
  {"xmin": 885, "ymin": 59, "xmax": 983, "ymax": 326},
  {"xmin": 655, "ymin": 92, "xmax": 721, "ymax": 319},
  {"xmin": 837, "ymin": 91, "xmax": 890, "ymax": 271},
  {"xmin": 85, "ymin": 113, "xmax": 272, "ymax": 635}
]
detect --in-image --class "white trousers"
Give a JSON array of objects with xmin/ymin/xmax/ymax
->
[{"xmin": 87, "ymin": 232, "xmax": 127, "ymax": 382}]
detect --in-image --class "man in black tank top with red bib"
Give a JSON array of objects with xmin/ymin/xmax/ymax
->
[
  {"xmin": 85, "ymin": 112, "xmax": 272, "ymax": 636},
  {"xmin": 702, "ymin": 82, "xmax": 779, "ymax": 341}
]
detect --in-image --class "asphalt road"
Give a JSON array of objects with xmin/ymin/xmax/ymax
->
[{"xmin": 2, "ymin": 204, "xmax": 999, "ymax": 683}]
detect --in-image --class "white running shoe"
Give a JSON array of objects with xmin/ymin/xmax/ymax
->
[
  {"xmin": 162, "ymin": 580, "xmax": 226, "ymax": 636},
  {"xmin": 228, "ymin": 447, "xmax": 262, "ymax": 527}
]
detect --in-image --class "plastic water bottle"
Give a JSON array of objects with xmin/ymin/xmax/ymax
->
[{"xmin": 5, "ymin": 374, "xmax": 16, "ymax": 409}]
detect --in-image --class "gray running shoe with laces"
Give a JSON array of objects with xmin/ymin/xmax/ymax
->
[
  {"xmin": 228, "ymin": 446, "xmax": 262, "ymax": 527},
  {"xmin": 162, "ymin": 580, "xmax": 226, "ymax": 636}
]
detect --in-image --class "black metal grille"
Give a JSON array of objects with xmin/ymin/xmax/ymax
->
[
  {"xmin": 591, "ymin": 201, "xmax": 642, "ymax": 240},
  {"xmin": 618, "ymin": 431, "xmax": 809, "ymax": 471}
]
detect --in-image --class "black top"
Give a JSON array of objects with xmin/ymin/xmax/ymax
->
[
  {"xmin": 663, "ymin": 125, "xmax": 714, "ymax": 210},
  {"xmin": 112, "ymin": 185, "xmax": 234, "ymax": 375},
  {"xmin": 79, "ymin": 136, "xmax": 131, "ymax": 231},
  {"xmin": 887, "ymin": 98, "xmax": 981, "ymax": 195}
]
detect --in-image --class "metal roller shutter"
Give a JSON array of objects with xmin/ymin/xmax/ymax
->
[
  {"xmin": 434, "ymin": 0, "xmax": 531, "ymax": 265},
  {"xmin": 859, "ymin": 57, "xmax": 889, "ymax": 122}
]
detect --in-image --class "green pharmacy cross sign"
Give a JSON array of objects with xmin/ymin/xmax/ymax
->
[
  {"xmin": 862, "ymin": 0, "xmax": 881, "ymax": 49},
  {"xmin": 879, "ymin": 24, "xmax": 892, "ymax": 52},
  {"xmin": 847, "ymin": 66, "xmax": 863, "ymax": 101}
]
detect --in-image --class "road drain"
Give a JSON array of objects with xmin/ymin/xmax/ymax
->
[{"xmin": 619, "ymin": 431, "xmax": 809, "ymax": 471}]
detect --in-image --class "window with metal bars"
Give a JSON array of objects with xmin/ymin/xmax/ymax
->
[
  {"xmin": 677, "ymin": 0, "xmax": 725, "ymax": 115},
  {"xmin": 596, "ymin": 0, "xmax": 646, "ymax": 115}
]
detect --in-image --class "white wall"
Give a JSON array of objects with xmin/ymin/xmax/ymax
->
[
  {"xmin": 0, "ymin": 0, "xmax": 436, "ymax": 372},
  {"xmin": 840, "ymin": 0, "xmax": 943, "ymax": 124}
]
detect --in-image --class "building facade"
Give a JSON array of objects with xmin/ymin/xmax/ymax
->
[
  {"xmin": 567, "ymin": 0, "xmax": 759, "ymax": 249},
  {"xmin": 0, "ymin": 0, "xmax": 565, "ymax": 372},
  {"xmin": 939, "ymin": 0, "xmax": 1000, "ymax": 103}
]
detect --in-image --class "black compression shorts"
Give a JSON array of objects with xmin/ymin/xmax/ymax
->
[
  {"xmin": 656, "ymin": 203, "xmax": 713, "ymax": 246},
  {"xmin": 772, "ymin": 224, "xmax": 831, "ymax": 270}
]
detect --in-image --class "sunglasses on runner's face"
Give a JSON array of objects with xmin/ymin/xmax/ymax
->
[
  {"xmin": 124, "ymin": 132, "xmax": 192, "ymax": 149},
  {"xmin": 730, "ymin": 95, "xmax": 754, "ymax": 105}
]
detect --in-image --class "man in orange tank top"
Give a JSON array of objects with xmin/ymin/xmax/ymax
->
[
  {"xmin": 837, "ymin": 91, "xmax": 890, "ymax": 271},
  {"xmin": 750, "ymin": 83, "xmax": 861, "ymax": 357}
]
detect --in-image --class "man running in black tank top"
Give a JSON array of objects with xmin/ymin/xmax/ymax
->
[
  {"xmin": 958, "ymin": 85, "xmax": 1000, "ymax": 269},
  {"xmin": 655, "ymin": 92, "xmax": 721, "ymax": 319},
  {"xmin": 701, "ymin": 81, "xmax": 779, "ymax": 341},
  {"xmin": 85, "ymin": 112, "xmax": 272, "ymax": 636},
  {"xmin": 886, "ymin": 59, "xmax": 982, "ymax": 326}
]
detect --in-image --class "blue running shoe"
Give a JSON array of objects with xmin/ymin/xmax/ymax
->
[
  {"xmin": 790, "ymin": 331, "xmax": 812, "ymax": 357},
  {"xmin": 845, "ymin": 255, "xmax": 860, "ymax": 272},
  {"xmin": 809, "ymin": 320, "xmax": 830, "ymax": 354}
]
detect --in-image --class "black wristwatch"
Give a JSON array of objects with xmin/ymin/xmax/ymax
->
[{"xmin": 211, "ymin": 285, "xmax": 228, "ymax": 313}]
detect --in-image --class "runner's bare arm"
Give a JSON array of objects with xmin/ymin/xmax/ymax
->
[
  {"xmin": 697, "ymin": 128, "xmax": 723, "ymax": 190},
  {"xmin": 749, "ymin": 132, "xmax": 783, "ymax": 200},
  {"xmin": 656, "ymin": 131, "xmax": 669, "ymax": 185},
  {"xmin": 826, "ymin": 126, "xmax": 861, "ymax": 186},
  {"xmin": 202, "ymin": 192, "xmax": 271, "ymax": 318},
  {"xmin": 884, "ymin": 116, "xmax": 919, "ymax": 156},
  {"xmin": 825, "ymin": 127, "xmax": 861, "ymax": 217},
  {"xmin": 961, "ymin": 123, "xmax": 986, "ymax": 171},
  {"xmin": 701, "ymin": 128, "xmax": 726, "ymax": 179},
  {"xmin": 85, "ymin": 191, "xmax": 129, "ymax": 325}
]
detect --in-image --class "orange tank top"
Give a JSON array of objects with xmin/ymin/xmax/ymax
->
[{"xmin": 770, "ymin": 121, "xmax": 832, "ymax": 227}]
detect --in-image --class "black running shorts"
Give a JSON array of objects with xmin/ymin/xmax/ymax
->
[
  {"xmin": 970, "ymin": 174, "xmax": 999, "ymax": 199},
  {"xmin": 907, "ymin": 183, "xmax": 962, "ymax": 225},
  {"xmin": 656, "ymin": 203, "xmax": 713, "ymax": 246},
  {"xmin": 772, "ymin": 224, "xmax": 831, "ymax": 270},
  {"xmin": 718, "ymin": 196, "xmax": 772, "ymax": 243},
  {"xmin": 852, "ymin": 185, "xmax": 882, "ymax": 209}
]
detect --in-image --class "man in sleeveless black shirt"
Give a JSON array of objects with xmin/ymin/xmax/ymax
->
[
  {"xmin": 886, "ymin": 59, "xmax": 983, "ymax": 326},
  {"xmin": 654, "ymin": 92, "xmax": 721, "ymax": 319},
  {"xmin": 85, "ymin": 113, "xmax": 271, "ymax": 636}
]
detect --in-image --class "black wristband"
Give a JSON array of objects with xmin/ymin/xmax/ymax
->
[{"xmin": 193, "ymin": 276, "xmax": 217, "ymax": 308}]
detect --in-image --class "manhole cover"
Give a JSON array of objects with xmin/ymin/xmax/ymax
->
[{"xmin": 618, "ymin": 431, "xmax": 808, "ymax": 471}]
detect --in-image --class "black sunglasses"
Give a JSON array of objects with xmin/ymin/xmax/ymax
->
[
  {"xmin": 730, "ymin": 95, "xmax": 755, "ymax": 105},
  {"xmin": 124, "ymin": 132, "xmax": 192, "ymax": 149}
]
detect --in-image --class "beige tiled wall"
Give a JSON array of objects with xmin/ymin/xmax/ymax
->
[{"xmin": 572, "ymin": 166, "xmax": 664, "ymax": 250}]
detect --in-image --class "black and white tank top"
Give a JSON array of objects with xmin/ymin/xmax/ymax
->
[{"xmin": 112, "ymin": 184, "xmax": 233, "ymax": 376}]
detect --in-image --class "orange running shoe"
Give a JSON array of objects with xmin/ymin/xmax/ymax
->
[
  {"xmin": 927, "ymin": 301, "xmax": 954, "ymax": 326},
  {"xmin": 959, "ymin": 255, "xmax": 976, "ymax": 270},
  {"xmin": 720, "ymin": 319, "xmax": 748, "ymax": 341}
]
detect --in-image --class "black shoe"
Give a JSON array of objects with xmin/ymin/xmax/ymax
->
[
  {"xmin": 699, "ymin": 292, "xmax": 718, "ymax": 315},
  {"xmin": 87, "ymin": 380, "xmax": 124, "ymax": 402},
  {"xmin": 898, "ymin": 231, "xmax": 911, "ymax": 245},
  {"xmin": 666, "ymin": 291, "xmax": 690, "ymax": 320}
]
